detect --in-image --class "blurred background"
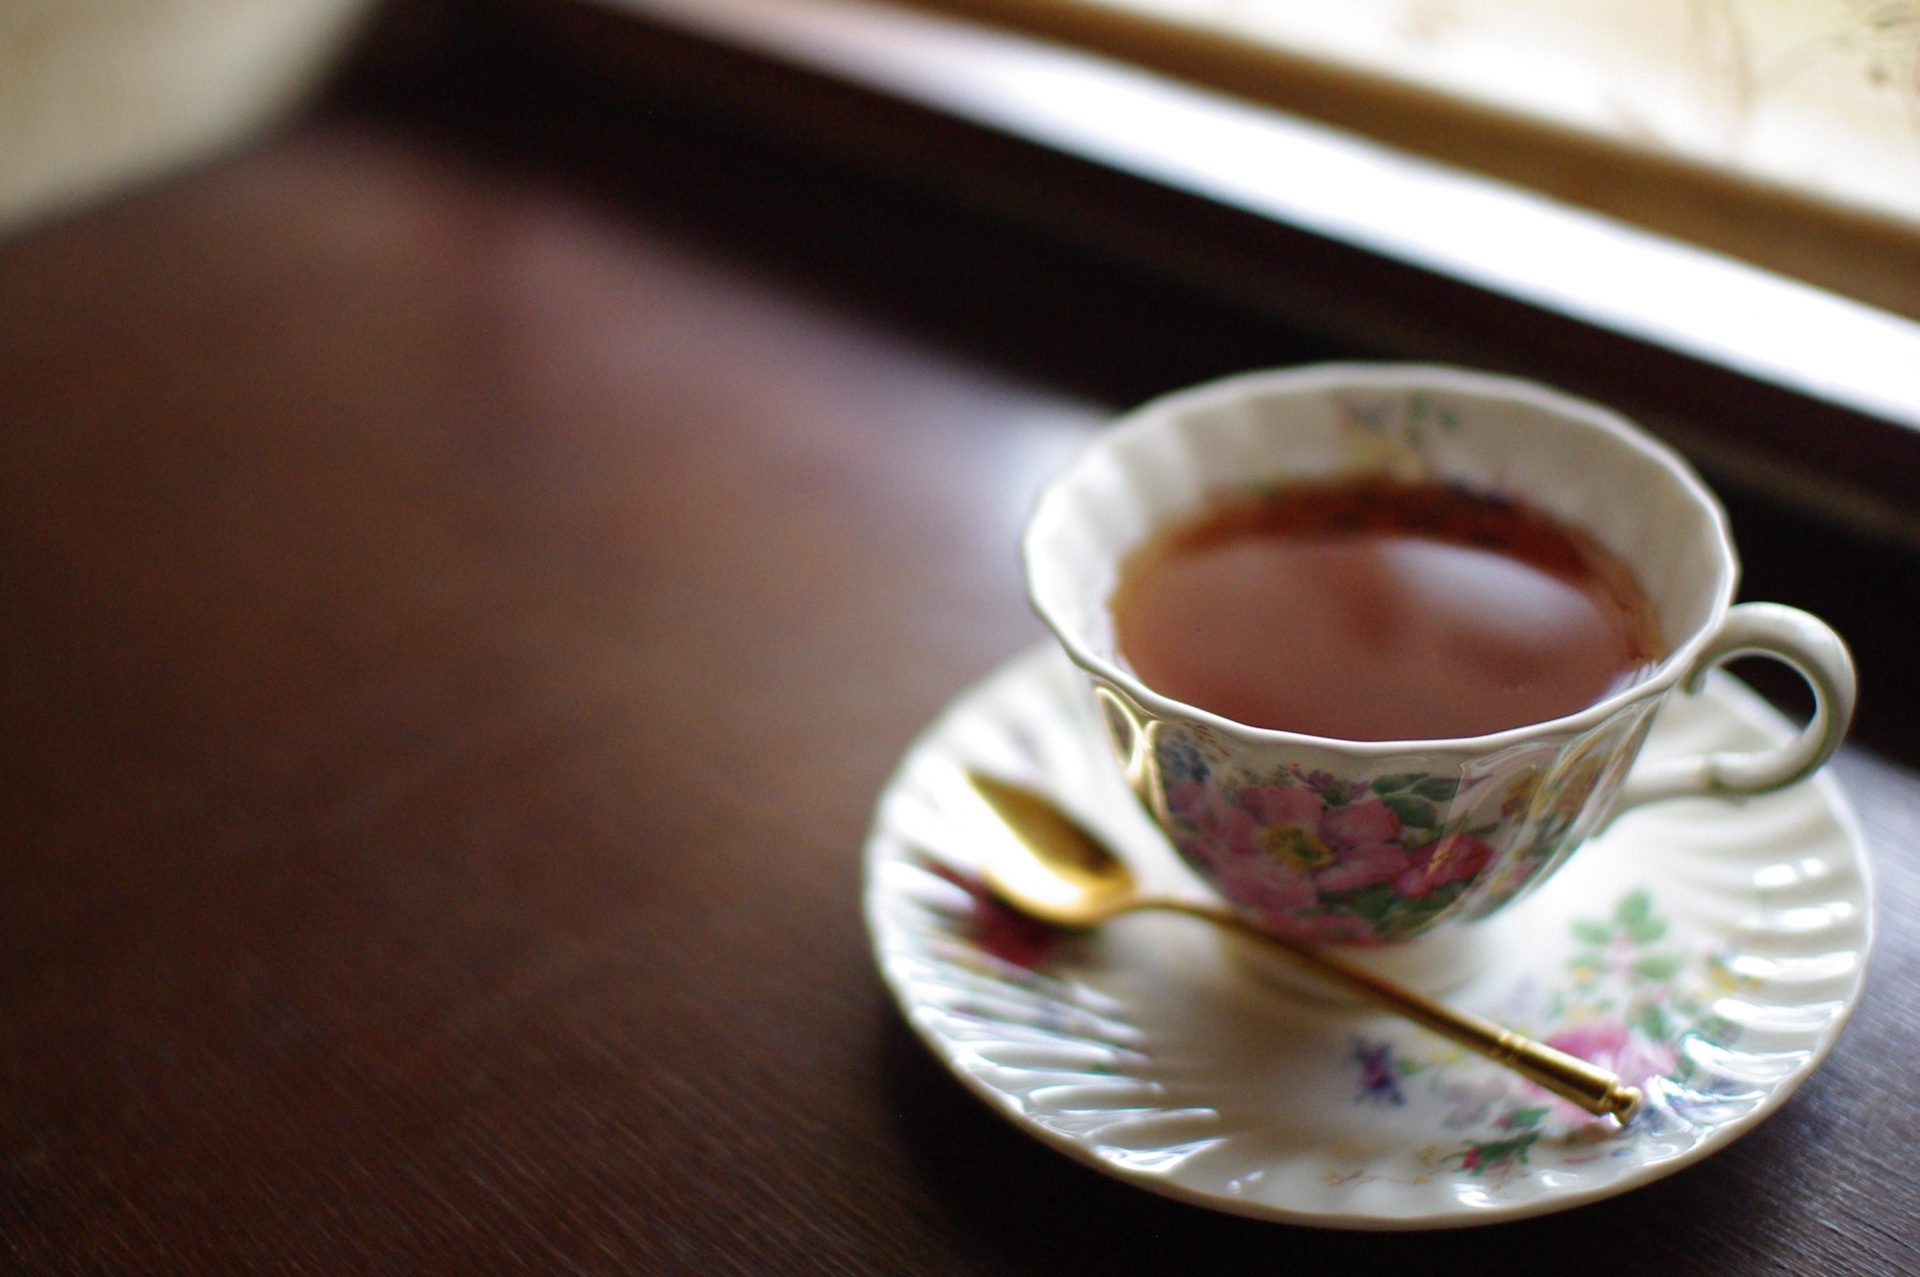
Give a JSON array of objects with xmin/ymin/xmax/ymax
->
[
  {"xmin": 3, "ymin": 5, "xmax": 1918, "ymax": 1271},
  {"xmin": 9, "ymin": 0, "xmax": 1914, "ymax": 745},
  {"xmin": 0, "ymin": 0, "xmax": 376, "ymax": 232},
  {"xmin": 8, "ymin": 0, "xmax": 1918, "ymax": 312}
]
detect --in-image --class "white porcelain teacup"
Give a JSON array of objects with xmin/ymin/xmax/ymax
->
[{"xmin": 1023, "ymin": 365, "xmax": 1855, "ymax": 951}]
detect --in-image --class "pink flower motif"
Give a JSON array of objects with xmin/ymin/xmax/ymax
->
[
  {"xmin": 1169, "ymin": 781, "xmax": 1264, "ymax": 858},
  {"xmin": 1166, "ymin": 780, "xmax": 1212, "ymax": 822},
  {"xmin": 928, "ymin": 864, "xmax": 1060, "ymax": 969},
  {"xmin": 1174, "ymin": 834, "xmax": 1221, "ymax": 873},
  {"xmin": 1393, "ymin": 833, "xmax": 1493, "ymax": 899},
  {"xmin": 1212, "ymin": 852, "xmax": 1318, "ymax": 918},
  {"xmin": 1209, "ymin": 807, "xmax": 1266, "ymax": 859},
  {"xmin": 1314, "ymin": 841, "xmax": 1413, "ymax": 893},
  {"xmin": 1541, "ymin": 1018, "xmax": 1679, "ymax": 1122},
  {"xmin": 1545, "ymin": 1021, "xmax": 1677, "ymax": 1086},
  {"xmin": 1616, "ymin": 1037, "xmax": 1680, "ymax": 1087},
  {"xmin": 1320, "ymin": 798, "xmax": 1401, "ymax": 848},
  {"xmin": 1236, "ymin": 785, "xmax": 1324, "ymax": 828},
  {"xmin": 1547, "ymin": 1019, "xmax": 1630, "ymax": 1061}
]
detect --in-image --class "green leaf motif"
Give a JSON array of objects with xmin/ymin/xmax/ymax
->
[
  {"xmin": 1374, "ymin": 882, "xmax": 1466, "ymax": 940},
  {"xmin": 1626, "ymin": 917, "xmax": 1669, "ymax": 945},
  {"xmin": 1408, "ymin": 882, "xmax": 1463, "ymax": 914},
  {"xmin": 1338, "ymin": 884, "xmax": 1401, "ymax": 924},
  {"xmin": 1500, "ymin": 1106, "xmax": 1549, "ymax": 1132},
  {"xmin": 1370, "ymin": 773, "xmax": 1423, "ymax": 795},
  {"xmin": 1464, "ymin": 1133, "xmax": 1538, "ymax": 1173},
  {"xmin": 1636, "ymin": 1003, "xmax": 1670, "ymax": 1041},
  {"xmin": 1383, "ymin": 795, "xmax": 1438, "ymax": 828},
  {"xmin": 1614, "ymin": 889, "xmax": 1653, "ymax": 927},
  {"xmin": 1632, "ymin": 954, "xmax": 1682, "ymax": 982},
  {"xmin": 1571, "ymin": 920, "xmax": 1613, "ymax": 946},
  {"xmin": 1412, "ymin": 777, "xmax": 1460, "ymax": 803}
]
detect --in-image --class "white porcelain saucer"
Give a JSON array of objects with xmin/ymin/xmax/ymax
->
[{"xmin": 864, "ymin": 645, "xmax": 1872, "ymax": 1229}]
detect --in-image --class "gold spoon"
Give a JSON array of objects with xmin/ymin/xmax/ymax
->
[{"xmin": 964, "ymin": 770, "xmax": 1642, "ymax": 1122}]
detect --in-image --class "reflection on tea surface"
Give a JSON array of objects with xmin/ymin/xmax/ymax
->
[{"xmin": 1113, "ymin": 479, "xmax": 1663, "ymax": 740}]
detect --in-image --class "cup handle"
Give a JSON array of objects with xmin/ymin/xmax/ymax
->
[{"xmin": 1610, "ymin": 602, "xmax": 1856, "ymax": 818}]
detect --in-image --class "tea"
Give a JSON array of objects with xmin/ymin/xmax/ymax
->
[{"xmin": 1111, "ymin": 478, "xmax": 1663, "ymax": 740}]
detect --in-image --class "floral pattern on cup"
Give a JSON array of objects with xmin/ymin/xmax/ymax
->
[
  {"xmin": 1039, "ymin": 368, "xmax": 1855, "ymax": 950},
  {"xmin": 1149, "ymin": 709, "xmax": 1655, "ymax": 945}
]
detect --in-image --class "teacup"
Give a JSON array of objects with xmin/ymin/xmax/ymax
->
[{"xmin": 1023, "ymin": 364, "xmax": 1855, "ymax": 954}]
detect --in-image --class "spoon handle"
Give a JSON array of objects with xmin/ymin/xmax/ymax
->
[{"xmin": 1143, "ymin": 898, "xmax": 1642, "ymax": 1122}]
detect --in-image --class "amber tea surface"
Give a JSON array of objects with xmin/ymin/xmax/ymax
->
[{"xmin": 1112, "ymin": 478, "xmax": 1664, "ymax": 740}]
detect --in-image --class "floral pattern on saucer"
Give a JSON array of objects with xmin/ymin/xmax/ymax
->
[
  {"xmin": 1332, "ymin": 886, "xmax": 1747, "ymax": 1192},
  {"xmin": 865, "ymin": 644, "xmax": 1871, "ymax": 1228}
]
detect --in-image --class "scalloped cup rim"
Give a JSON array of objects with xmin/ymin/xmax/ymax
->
[{"xmin": 1022, "ymin": 362, "xmax": 1739, "ymax": 756}]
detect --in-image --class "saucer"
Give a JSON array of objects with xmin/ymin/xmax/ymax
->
[{"xmin": 863, "ymin": 645, "xmax": 1872, "ymax": 1229}]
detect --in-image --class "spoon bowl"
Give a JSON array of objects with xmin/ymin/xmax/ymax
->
[{"xmin": 966, "ymin": 772, "xmax": 1137, "ymax": 927}]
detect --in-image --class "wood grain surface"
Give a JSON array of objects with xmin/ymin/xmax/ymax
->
[{"xmin": 0, "ymin": 38, "xmax": 1914, "ymax": 1274}]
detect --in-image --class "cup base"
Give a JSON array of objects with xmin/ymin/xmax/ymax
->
[{"xmin": 1220, "ymin": 913, "xmax": 1513, "ymax": 1006}]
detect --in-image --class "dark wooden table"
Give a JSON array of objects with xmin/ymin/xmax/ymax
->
[{"xmin": 0, "ymin": 15, "xmax": 1914, "ymax": 1273}]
